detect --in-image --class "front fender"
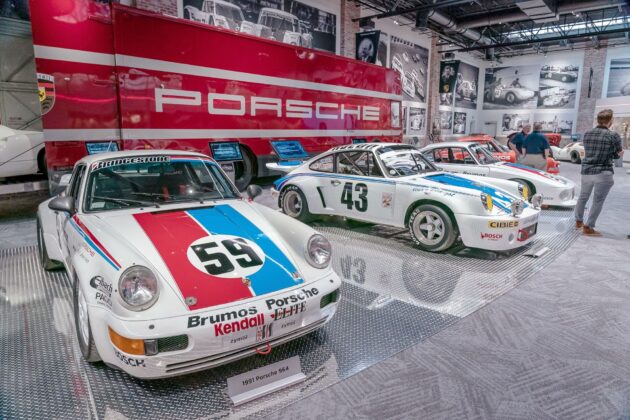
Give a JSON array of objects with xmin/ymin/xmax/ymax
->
[{"xmin": 465, "ymin": 175, "xmax": 522, "ymax": 198}]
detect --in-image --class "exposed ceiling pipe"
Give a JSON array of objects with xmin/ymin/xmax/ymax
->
[
  {"xmin": 427, "ymin": 9, "xmax": 493, "ymax": 45},
  {"xmin": 457, "ymin": 0, "xmax": 626, "ymax": 29}
]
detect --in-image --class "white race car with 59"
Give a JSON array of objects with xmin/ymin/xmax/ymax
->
[
  {"xmin": 269, "ymin": 143, "xmax": 542, "ymax": 253},
  {"xmin": 37, "ymin": 150, "xmax": 340, "ymax": 379}
]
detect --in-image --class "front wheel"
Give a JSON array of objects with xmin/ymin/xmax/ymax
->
[
  {"xmin": 505, "ymin": 92, "xmax": 516, "ymax": 104},
  {"xmin": 73, "ymin": 275, "xmax": 102, "ymax": 363},
  {"xmin": 280, "ymin": 185, "xmax": 314, "ymax": 223},
  {"xmin": 408, "ymin": 205, "xmax": 457, "ymax": 252},
  {"xmin": 570, "ymin": 151, "xmax": 581, "ymax": 164},
  {"xmin": 37, "ymin": 217, "xmax": 62, "ymax": 271}
]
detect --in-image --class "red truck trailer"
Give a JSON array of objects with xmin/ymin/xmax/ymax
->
[{"xmin": 29, "ymin": 1, "xmax": 402, "ymax": 191}]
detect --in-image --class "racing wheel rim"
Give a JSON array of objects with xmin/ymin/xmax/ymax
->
[
  {"xmin": 77, "ymin": 285, "xmax": 90, "ymax": 346},
  {"xmin": 411, "ymin": 210, "xmax": 445, "ymax": 246},
  {"xmin": 283, "ymin": 190, "xmax": 303, "ymax": 217}
]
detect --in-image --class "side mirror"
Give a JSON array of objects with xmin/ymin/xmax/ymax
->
[
  {"xmin": 48, "ymin": 196, "xmax": 75, "ymax": 213},
  {"xmin": 246, "ymin": 184, "xmax": 263, "ymax": 201}
]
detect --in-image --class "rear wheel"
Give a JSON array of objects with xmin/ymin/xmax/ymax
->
[
  {"xmin": 408, "ymin": 205, "xmax": 457, "ymax": 252},
  {"xmin": 280, "ymin": 185, "xmax": 314, "ymax": 223},
  {"xmin": 37, "ymin": 217, "xmax": 62, "ymax": 271},
  {"xmin": 233, "ymin": 145, "xmax": 256, "ymax": 191},
  {"xmin": 73, "ymin": 274, "xmax": 101, "ymax": 363},
  {"xmin": 505, "ymin": 92, "xmax": 516, "ymax": 104},
  {"xmin": 570, "ymin": 151, "xmax": 581, "ymax": 164}
]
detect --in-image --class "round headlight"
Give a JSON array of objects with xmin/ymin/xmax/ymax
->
[
  {"xmin": 518, "ymin": 183, "xmax": 530, "ymax": 200},
  {"xmin": 480, "ymin": 193, "xmax": 494, "ymax": 212},
  {"xmin": 118, "ymin": 266, "xmax": 159, "ymax": 311},
  {"xmin": 306, "ymin": 234, "xmax": 332, "ymax": 269}
]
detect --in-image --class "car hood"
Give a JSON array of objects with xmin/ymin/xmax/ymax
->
[
  {"xmin": 413, "ymin": 172, "xmax": 520, "ymax": 213},
  {"xmin": 81, "ymin": 201, "xmax": 306, "ymax": 311},
  {"xmin": 493, "ymin": 162, "xmax": 558, "ymax": 181}
]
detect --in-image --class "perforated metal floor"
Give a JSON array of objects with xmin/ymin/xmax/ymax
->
[{"xmin": 0, "ymin": 209, "xmax": 579, "ymax": 419}]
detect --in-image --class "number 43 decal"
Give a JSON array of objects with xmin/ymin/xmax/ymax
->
[{"xmin": 341, "ymin": 182, "xmax": 368, "ymax": 212}]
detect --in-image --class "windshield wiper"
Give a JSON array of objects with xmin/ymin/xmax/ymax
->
[{"xmin": 92, "ymin": 195, "xmax": 160, "ymax": 208}]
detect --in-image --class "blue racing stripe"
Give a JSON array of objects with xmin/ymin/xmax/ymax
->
[
  {"xmin": 69, "ymin": 219, "xmax": 120, "ymax": 270},
  {"xmin": 425, "ymin": 173, "xmax": 520, "ymax": 212},
  {"xmin": 187, "ymin": 205, "xmax": 304, "ymax": 296}
]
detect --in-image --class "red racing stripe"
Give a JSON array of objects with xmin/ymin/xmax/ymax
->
[
  {"xmin": 133, "ymin": 211, "xmax": 252, "ymax": 310},
  {"xmin": 73, "ymin": 215, "xmax": 121, "ymax": 269}
]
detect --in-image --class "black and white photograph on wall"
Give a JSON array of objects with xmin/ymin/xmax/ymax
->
[
  {"xmin": 391, "ymin": 102, "xmax": 401, "ymax": 128},
  {"xmin": 453, "ymin": 112, "xmax": 466, "ymax": 134},
  {"xmin": 606, "ymin": 58, "xmax": 630, "ymax": 97},
  {"xmin": 502, "ymin": 113, "xmax": 530, "ymax": 133},
  {"xmin": 0, "ymin": 0, "xmax": 30, "ymax": 20},
  {"xmin": 408, "ymin": 107, "xmax": 425, "ymax": 135},
  {"xmin": 355, "ymin": 30, "xmax": 380, "ymax": 64},
  {"xmin": 377, "ymin": 32, "xmax": 388, "ymax": 67},
  {"xmin": 180, "ymin": 0, "xmax": 337, "ymax": 53},
  {"xmin": 439, "ymin": 111, "xmax": 452, "ymax": 131},
  {"xmin": 538, "ymin": 64, "xmax": 579, "ymax": 109},
  {"xmin": 390, "ymin": 37, "xmax": 428, "ymax": 102},
  {"xmin": 439, "ymin": 60, "xmax": 459, "ymax": 106},
  {"xmin": 534, "ymin": 113, "xmax": 574, "ymax": 134},
  {"xmin": 454, "ymin": 62, "xmax": 479, "ymax": 110},
  {"xmin": 483, "ymin": 64, "xmax": 540, "ymax": 110}
]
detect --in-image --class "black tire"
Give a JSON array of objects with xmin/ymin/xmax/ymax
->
[
  {"xmin": 279, "ymin": 185, "xmax": 314, "ymax": 223},
  {"xmin": 570, "ymin": 151, "xmax": 581, "ymax": 164},
  {"xmin": 509, "ymin": 178, "xmax": 536, "ymax": 202},
  {"xmin": 37, "ymin": 149, "xmax": 47, "ymax": 176},
  {"xmin": 233, "ymin": 145, "xmax": 256, "ymax": 192},
  {"xmin": 505, "ymin": 92, "xmax": 516, "ymax": 104},
  {"xmin": 37, "ymin": 217, "xmax": 62, "ymax": 271},
  {"xmin": 73, "ymin": 274, "xmax": 102, "ymax": 363},
  {"xmin": 408, "ymin": 204, "xmax": 457, "ymax": 252}
]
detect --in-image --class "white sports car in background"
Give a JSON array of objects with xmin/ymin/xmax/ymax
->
[
  {"xmin": 37, "ymin": 150, "xmax": 340, "ymax": 379},
  {"xmin": 420, "ymin": 142, "xmax": 577, "ymax": 207},
  {"xmin": 271, "ymin": 143, "xmax": 541, "ymax": 253},
  {"xmin": 551, "ymin": 142, "xmax": 585, "ymax": 164},
  {"xmin": 0, "ymin": 124, "xmax": 45, "ymax": 178}
]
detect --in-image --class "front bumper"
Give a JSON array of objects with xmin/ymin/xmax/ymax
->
[
  {"xmin": 456, "ymin": 208, "xmax": 540, "ymax": 251},
  {"xmin": 89, "ymin": 274, "xmax": 340, "ymax": 379},
  {"xmin": 541, "ymin": 185, "xmax": 576, "ymax": 207}
]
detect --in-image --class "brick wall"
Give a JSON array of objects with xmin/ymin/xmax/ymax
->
[
  {"xmin": 135, "ymin": 0, "xmax": 178, "ymax": 17},
  {"xmin": 340, "ymin": 0, "xmax": 359, "ymax": 58},
  {"xmin": 576, "ymin": 46, "xmax": 607, "ymax": 134}
]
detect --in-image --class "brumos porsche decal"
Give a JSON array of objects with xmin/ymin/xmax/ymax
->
[
  {"xmin": 69, "ymin": 215, "xmax": 121, "ymax": 271},
  {"xmin": 134, "ymin": 205, "xmax": 304, "ymax": 310}
]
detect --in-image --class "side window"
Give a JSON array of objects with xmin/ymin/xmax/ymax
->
[
  {"xmin": 451, "ymin": 147, "xmax": 475, "ymax": 165},
  {"xmin": 70, "ymin": 165, "xmax": 86, "ymax": 210},
  {"xmin": 309, "ymin": 155, "xmax": 334, "ymax": 173},
  {"xmin": 337, "ymin": 151, "xmax": 367, "ymax": 176},
  {"xmin": 432, "ymin": 148, "xmax": 451, "ymax": 163},
  {"xmin": 366, "ymin": 153, "xmax": 383, "ymax": 177}
]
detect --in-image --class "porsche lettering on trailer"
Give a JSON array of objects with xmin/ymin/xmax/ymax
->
[
  {"xmin": 155, "ymin": 89, "xmax": 381, "ymax": 121},
  {"xmin": 37, "ymin": 150, "xmax": 341, "ymax": 379}
]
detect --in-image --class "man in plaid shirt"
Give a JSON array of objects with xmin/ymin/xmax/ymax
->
[{"xmin": 575, "ymin": 109, "xmax": 623, "ymax": 236}]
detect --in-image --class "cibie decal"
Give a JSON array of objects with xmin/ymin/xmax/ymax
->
[
  {"xmin": 488, "ymin": 220, "xmax": 518, "ymax": 229},
  {"xmin": 37, "ymin": 73, "xmax": 55, "ymax": 115},
  {"xmin": 187, "ymin": 235, "xmax": 265, "ymax": 278}
]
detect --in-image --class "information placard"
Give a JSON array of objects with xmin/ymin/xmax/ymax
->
[
  {"xmin": 210, "ymin": 142, "xmax": 243, "ymax": 162},
  {"xmin": 86, "ymin": 142, "xmax": 119, "ymax": 155},
  {"xmin": 271, "ymin": 140, "xmax": 309, "ymax": 160},
  {"xmin": 226, "ymin": 356, "xmax": 305, "ymax": 406}
]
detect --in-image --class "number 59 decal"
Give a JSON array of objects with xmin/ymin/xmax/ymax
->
[
  {"xmin": 341, "ymin": 182, "xmax": 368, "ymax": 212},
  {"xmin": 187, "ymin": 235, "xmax": 265, "ymax": 278}
]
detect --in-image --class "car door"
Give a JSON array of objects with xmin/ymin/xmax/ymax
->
[
  {"xmin": 57, "ymin": 164, "xmax": 86, "ymax": 265},
  {"xmin": 332, "ymin": 151, "xmax": 395, "ymax": 224}
]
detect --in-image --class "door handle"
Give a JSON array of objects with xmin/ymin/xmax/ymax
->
[{"xmin": 330, "ymin": 180, "xmax": 341, "ymax": 186}]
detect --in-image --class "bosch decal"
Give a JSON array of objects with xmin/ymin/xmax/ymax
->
[
  {"xmin": 89, "ymin": 276, "xmax": 112, "ymax": 308},
  {"xmin": 155, "ymin": 88, "xmax": 381, "ymax": 122},
  {"xmin": 488, "ymin": 220, "xmax": 519, "ymax": 229},
  {"xmin": 480, "ymin": 232, "xmax": 503, "ymax": 241},
  {"xmin": 114, "ymin": 350, "xmax": 146, "ymax": 367}
]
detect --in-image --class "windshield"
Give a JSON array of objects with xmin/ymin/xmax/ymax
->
[
  {"xmin": 377, "ymin": 147, "xmax": 438, "ymax": 177},
  {"xmin": 470, "ymin": 145, "xmax": 499, "ymax": 164},
  {"xmin": 261, "ymin": 14, "xmax": 297, "ymax": 31},
  {"xmin": 216, "ymin": 4, "xmax": 243, "ymax": 23},
  {"xmin": 84, "ymin": 156, "xmax": 239, "ymax": 212}
]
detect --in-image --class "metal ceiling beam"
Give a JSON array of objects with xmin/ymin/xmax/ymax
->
[
  {"xmin": 352, "ymin": 0, "xmax": 474, "ymax": 22},
  {"xmin": 441, "ymin": 26, "xmax": 630, "ymax": 52}
]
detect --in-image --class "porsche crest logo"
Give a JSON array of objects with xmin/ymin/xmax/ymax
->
[{"xmin": 37, "ymin": 73, "xmax": 55, "ymax": 115}]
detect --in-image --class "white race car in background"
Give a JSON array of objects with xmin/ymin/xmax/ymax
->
[
  {"xmin": 271, "ymin": 143, "xmax": 541, "ymax": 253},
  {"xmin": 0, "ymin": 124, "xmax": 45, "ymax": 178},
  {"xmin": 420, "ymin": 142, "xmax": 577, "ymax": 207},
  {"xmin": 551, "ymin": 142, "xmax": 585, "ymax": 164},
  {"xmin": 37, "ymin": 150, "xmax": 340, "ymax": 379}
]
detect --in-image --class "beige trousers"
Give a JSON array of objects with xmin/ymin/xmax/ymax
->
[{"xmin": 521, "ymin": 154, "xmax": 547, "ymax": 171}]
